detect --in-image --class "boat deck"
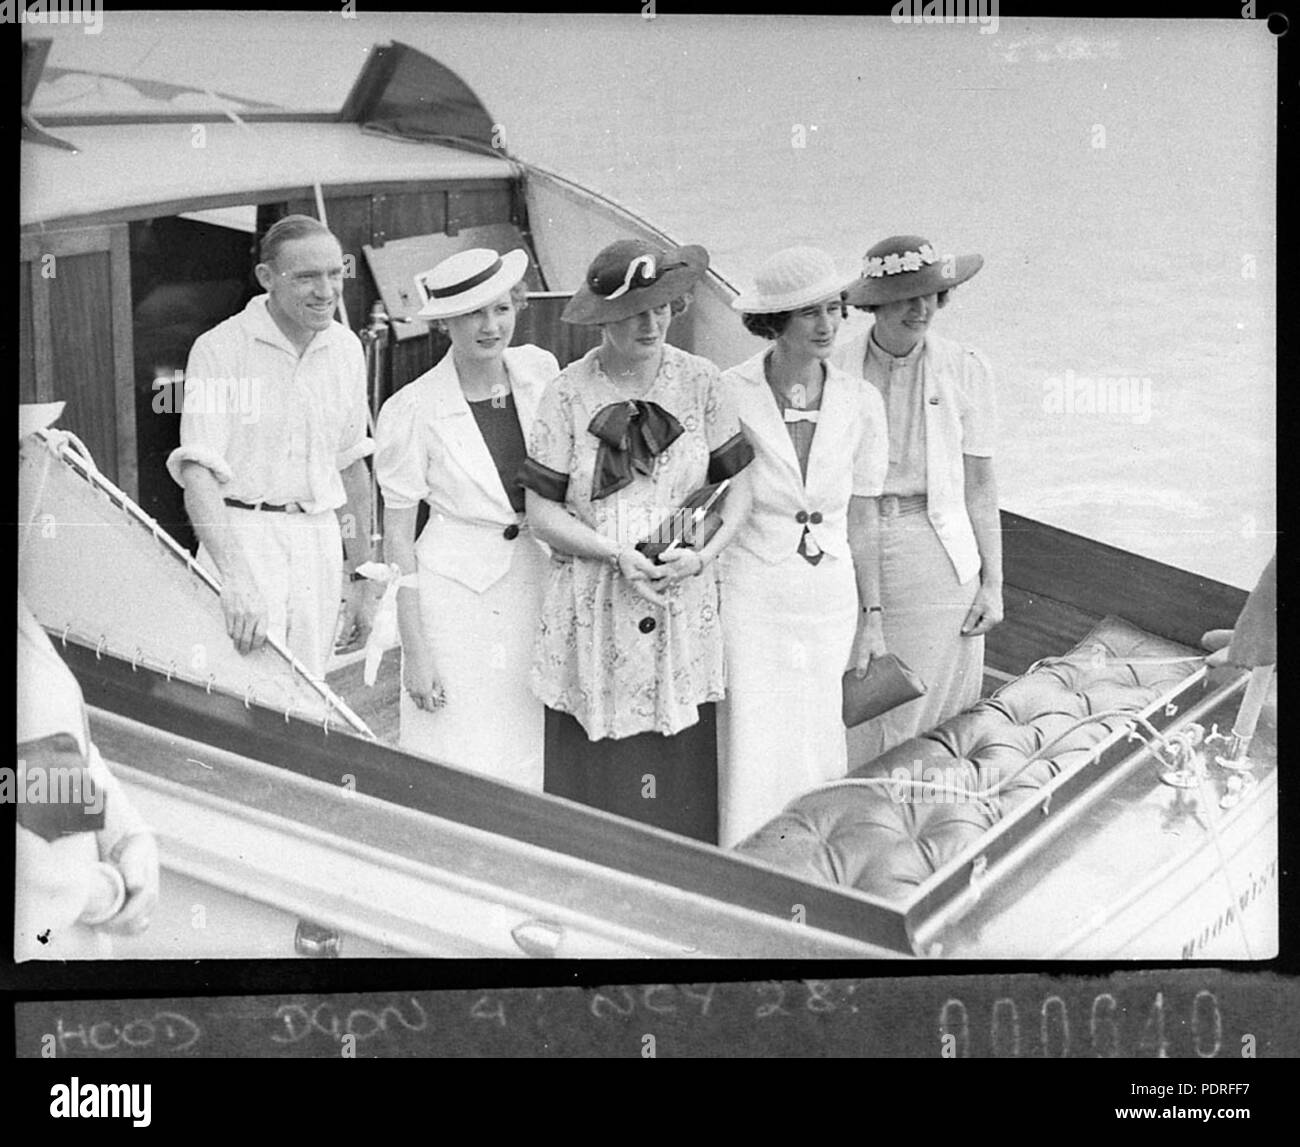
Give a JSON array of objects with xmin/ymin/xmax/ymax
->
[
  {"xmin": 327, "ymin": 644, "xmax": 1009, "ymax": 756},
  {"xmin": 326, "ymin": 646, "xmax": 403, "ymax": 746}
]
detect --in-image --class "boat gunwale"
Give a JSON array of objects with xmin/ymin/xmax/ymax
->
[
  {"xmin": 62, "ymin": 634, "xmax": 917, "ymax": 954},
  {"xmin": 105, "ymin": 720, "xmax": 874, "ymax": 959},
  {"xmin": 907, "ymin": 669, "xmax": 1257, "ymax": 952},
  {"xmin": 902, "ymin": 667, "xmax": 1231, "ymax": 945}
]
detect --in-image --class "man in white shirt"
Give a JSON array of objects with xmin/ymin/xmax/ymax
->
[{"xmin": 167, "ymin": 216, "xmax": 377, "ymax": 678}]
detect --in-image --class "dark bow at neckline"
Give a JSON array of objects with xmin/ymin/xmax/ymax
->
[{"xmin": 587, "ymin": 399, "xmax": 683, "ymax": 500}]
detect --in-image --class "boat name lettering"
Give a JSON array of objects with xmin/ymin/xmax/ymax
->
[{"xmin": 1180, "ymin": 859, "xmax": 1277, "ymax": 959}]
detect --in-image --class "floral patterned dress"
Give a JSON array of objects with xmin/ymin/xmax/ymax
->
[{"xmin": 518, "ymin": 343, "xmax": 752, "ymax": 841}]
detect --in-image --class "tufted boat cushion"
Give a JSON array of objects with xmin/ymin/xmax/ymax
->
[{"xmin": 735, "ymin": 616, "xmax": 1201, "ymax": 900}]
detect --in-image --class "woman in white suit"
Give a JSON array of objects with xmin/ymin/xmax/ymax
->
[
  {"xmin": 718, "ymin": 248, "xmax": 889, "ymax": 847},
  {"xmin": 374, "ymin": 248, "xmax": 559, "ymax": 787}
]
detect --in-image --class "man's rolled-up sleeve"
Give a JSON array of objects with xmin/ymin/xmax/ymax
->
[{"xmin": 166, "ymin": 338, "xmax": 235, "ymax": 488}]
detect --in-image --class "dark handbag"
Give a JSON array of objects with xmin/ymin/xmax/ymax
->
[
  {"xmin": 842, "ymin": 652, "xmax": 927, "ymax": 727},
  {"xmin": 636, "ymin": 480, "xmax": 731, "ymax": 563}
]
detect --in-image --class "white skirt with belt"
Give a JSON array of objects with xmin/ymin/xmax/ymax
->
[
  {"xmin": 717, "ymin": 546, "xmax": 857, "ymax": 848},
  {"xmin": 401, "ymin": 535, "xmax": 548, "ymax": 790}
]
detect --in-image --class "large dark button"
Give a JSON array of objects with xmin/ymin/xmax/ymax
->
[
  {"xmin": 503, "ymin": 523, "xmax": 520, "ymax": 540},
  {"xmin": 795, "ymin": 510, "xmax": 810, "ymax": 524},
  {"xmin": 809, "ymin": 511, "xmax": 824, "ymax": 525},
  {"xmin": 638, "ymin": 616, "xmax": 657, "ymax": 634}
]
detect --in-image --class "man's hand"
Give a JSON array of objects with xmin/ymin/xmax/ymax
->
[
  {"xmin": 961, "ymin": 581, "xmax": 1004, "ymax": 637},
  {"xmin": 102, "ymin": 831, "xmax": 160, "ymax": 936},
  {"xmin": 220, "ymin": 569, "xmax": 269, "ymax": 654}
]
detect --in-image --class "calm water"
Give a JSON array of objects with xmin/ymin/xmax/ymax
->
[{"xmin": 33, "ymin": 13, "xmax": 1276, "ymax": 588}]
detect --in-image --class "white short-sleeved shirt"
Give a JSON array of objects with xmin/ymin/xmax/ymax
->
[{"xmin": 166, "ymin": 295, "xmax": 372, "ymax": 513}]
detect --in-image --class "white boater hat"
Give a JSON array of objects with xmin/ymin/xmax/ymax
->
[
  {"xmin": 731, "ymin": 246, "xmax": 856, "ymax": 314},
  {"xmin": 415, "ymin": 247, "xmax": 530, "ymax": 319}
]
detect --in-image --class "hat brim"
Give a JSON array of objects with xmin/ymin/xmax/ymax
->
[
  {"xmin": 845, "ymin": 253, "xmax": 983, "ymax": 307},
  {"xmin": 416, "ymin": 248, "xmax": 530, "ymax": 319},
  {"xmin": 562, "ymin": 245, "xmax": 709, "ymax": 325},
  {"xmin": 731, "ymin": 273, "xmax": 859, "ymax": 314}
]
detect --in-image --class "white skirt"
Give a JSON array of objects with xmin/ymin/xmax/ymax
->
[
  {"xmin": 717, "ymin": 547, "xmax": 857, "ymax": 848},
  {"xmin": 401, "ymin": 539, "xmax": 548, "ymax": 790}
]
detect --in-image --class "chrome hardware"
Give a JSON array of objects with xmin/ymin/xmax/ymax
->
[
  {"xmin": 1158, "ymin": 723, "xmax": 1206, "ymax": 789},
  {"xmin": 512, "ymin": 919, "xmax": 564, "ymax": 958},
  {"xmin": 294, "ymin": 919, "xmax": 341, "ymax": 958}
]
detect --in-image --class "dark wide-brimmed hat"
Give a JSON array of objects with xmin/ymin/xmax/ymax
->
[
  {"xmin": 563, "ymin": 238, "xmax": 709, "ymax": 325},
  {"xmin": 845, "ymin": 235, "xmax": 983, "ymax": 307}
]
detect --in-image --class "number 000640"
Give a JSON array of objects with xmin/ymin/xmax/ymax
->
[{"xmin": 938, "ymin": 990, "xmax": 1223, "ymax": 1058}]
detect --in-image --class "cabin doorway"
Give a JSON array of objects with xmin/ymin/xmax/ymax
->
[{"xmin": 130, "ymin": 207, "xmax": 262, "ymax": 552}]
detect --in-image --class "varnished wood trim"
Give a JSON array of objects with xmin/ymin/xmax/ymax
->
[
  {"xmin": 27, "ymin": 262, "xmax": 54, "ymax": 402},
  {"xmin": 24, "ymin": 178, "xmax": 514, "ymax": 234},
  {"xmin": 109, "ymin": 224, "xmax": 138, "ymax": 500}
]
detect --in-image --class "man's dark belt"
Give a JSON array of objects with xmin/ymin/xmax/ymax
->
[{"xmin": 224, "ymin": 498, "xmax": 305, "ymax": 514}]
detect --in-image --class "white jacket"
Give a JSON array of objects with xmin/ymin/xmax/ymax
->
[
  {"xmin": 722, "ymin": 350, "xmax": 887, "ymax": 564},
  {"xmin": 832, "ymin": 329, "xmax": 996, "ymax": 584},
  {"xmin": 374, "ymin": 344, "xmax": 559, "ymax": 593}
]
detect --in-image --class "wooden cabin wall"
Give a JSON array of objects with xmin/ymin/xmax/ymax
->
[
  {"xmin": 19, "ymin": 226, "xmax": 136, "ymax": 498},
  {"xmin": 514, "ymin": 296, "xmax": 602, "ymax": 367},
  {"xmin": 278, "ymin": 179, "xmax": 523, "ymax": 403}
]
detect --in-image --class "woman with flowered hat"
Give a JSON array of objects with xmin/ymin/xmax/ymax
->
[
  {"xmin": 717, "ymin": 247, "xmax": 889, "ymax": 846},
  {"xmin": 518, "ymin": 238, "xmax": 754, "ymax": 843},
  {"xmin": 832, "ymin": 235, "xmax": 1003, "ymax": 759},
  {"xmin": 373, "ymin": 248, "xmax": 558, "ymax": 787}
]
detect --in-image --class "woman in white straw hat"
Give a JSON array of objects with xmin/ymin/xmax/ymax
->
[
  {"xmin": 832, "ymin": 235, "xmax": 1003, "ymax": 760},
  {"xmin": 717, "ymin": 247, "xmax": 889, "ymax": 847},
  {"xmin": 373, "ymin": 248, "xmax": 559, "ymax": 787},
  {"xmin": 518, "ymin": 238, "xmax": 755, "ymax": 844}
]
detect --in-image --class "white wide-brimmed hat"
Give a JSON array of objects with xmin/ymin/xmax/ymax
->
[
  {"xmin": 731, "ymin": 246, "xmax": 856, "ymax": 314},
  {"xmin": 415, "ymin": 247, "xmax": 530, "ymax": 319}
]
